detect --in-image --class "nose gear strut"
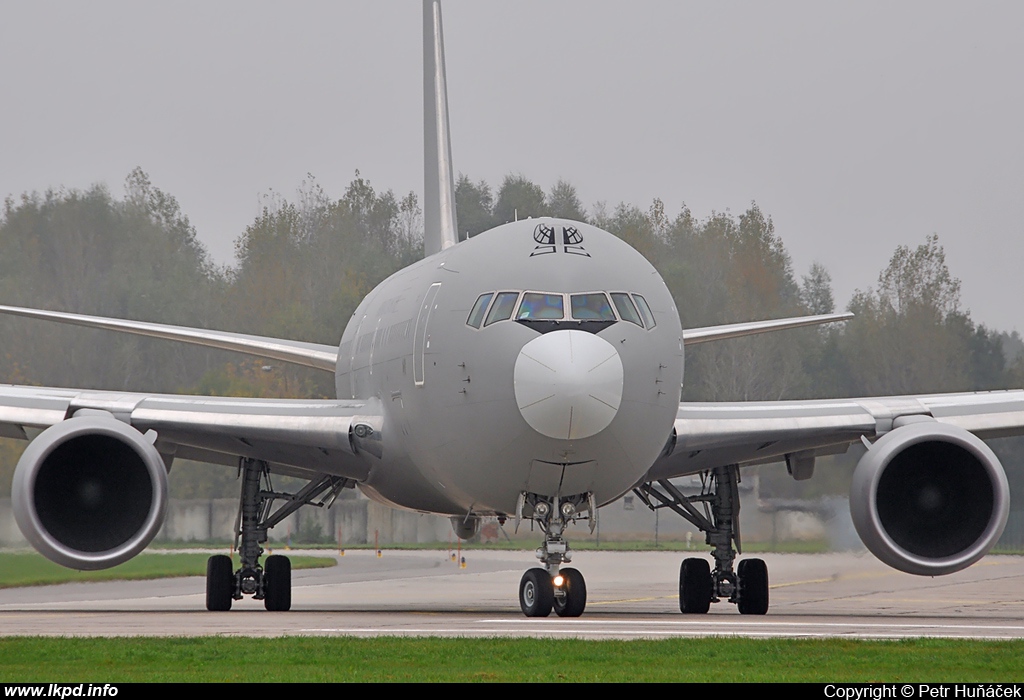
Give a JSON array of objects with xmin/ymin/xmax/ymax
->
[{"xmin": 516, "ymin": 491, "xmax": 594, "ymax": 617}]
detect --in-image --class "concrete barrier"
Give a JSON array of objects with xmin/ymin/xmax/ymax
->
[{"xmin": 0, "ymin": 494, "xmax": 945, "ymax": 553}]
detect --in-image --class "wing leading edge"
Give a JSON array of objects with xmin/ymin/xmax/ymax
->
[
  {"xmin": 682, "ymin": 312, "xmax": 853, "ymax": 346},
  {"xmin": 1, "ymin": 382, "xmax": 378, "ymax": 573},
  {"xmin": 0, "ymin": 384, "xmax": 371, "ymax": 480},
  {"xmin": 650, "ymin": 389, "xmax": 1024, "ymax": 481}
]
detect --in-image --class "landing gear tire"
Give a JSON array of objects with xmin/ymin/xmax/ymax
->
[
  {"xmin": 737, "ymin": 558, "xmax": 769, "ymax": 615},
  {"xmin": 553, "ymin": 567, "xmax": 587, "ymax": 618},
  {"xmin": 520, "ymin": 567, "xmax": 554, "ymax": 617},
  {"xmin": 206, "ymin": 554, "xmax": 234, "ymax": 612},
  {"xmin": 264, "ymin": 554, "xmax": 291, "ymax": 612},
  {"xmin": 679, "ymin": 558, "xmax": 712, "ymax": 614}
]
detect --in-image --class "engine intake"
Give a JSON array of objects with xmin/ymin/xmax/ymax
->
[
  {"xmin": 12, "ymin": 415, "xmax": 169, "ymax": 570},
  {"xmin": 850, "ymin": 420, "xmax": 1008, "ymax": 576}
]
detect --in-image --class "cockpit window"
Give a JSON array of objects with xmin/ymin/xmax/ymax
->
[
  {"xmin": 484, "ymin": 291, "xmax": 520, "ymax": 326},
  {"xmin": 517, "ymin": 292, "xmax": 564, "ymax": 320},
  {"xmin": 632, "ymin": 294, "xmax": 656, "ymax": 329},
  {"xmin": 570, "ymin": 293, "xmax": 615, "ymax": 321},
  {"xmin": 467, "ymin": 292, "xmax": 493, "ymax": 329},
  {"xmin": 469, "ymin": 289, "xmax": 655, "ymax": 331},
  {"xmin": 611, "ymin": 292, "xmax": 643, "ymax": 327}
]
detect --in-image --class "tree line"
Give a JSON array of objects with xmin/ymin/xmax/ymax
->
[{"xmin": 1, "ymin": 169, "xmax": 1022, "ymax": 501}]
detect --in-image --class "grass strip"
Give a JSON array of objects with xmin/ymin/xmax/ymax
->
[
  {"xmin": 0, "ymin": 636, "xmax": 1021, "ymax": 682},
  {"xmin": 0, "ymin": 553, "xmax": 335, "ymax": 588}
]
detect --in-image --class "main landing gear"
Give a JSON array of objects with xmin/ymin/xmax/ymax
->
[
  {"xmin": 205, "ymin": 458, "xmax": 352, "ymax": 612},
  {"xmin": 635, "ymin": 464, "xmax": 769, "ymax": 615},
  {"xmin": 516, "ymin": 492, "xmax": 594, "ymax": 617}
]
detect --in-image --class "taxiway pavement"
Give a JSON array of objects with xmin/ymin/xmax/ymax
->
[{"xmin": 2, "ymin": 550, "xmax": 1023, "ymax": 639}]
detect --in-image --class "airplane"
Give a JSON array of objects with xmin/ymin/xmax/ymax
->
[{"xmin": 1, "ymin": 0, "xmax": 1019, "ymax": 618}]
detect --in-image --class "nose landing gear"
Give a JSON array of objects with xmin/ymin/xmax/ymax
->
[
  {"xmin": 516, "ymin": 492, "xmax": 594, "ymax": 617},
  {"xmin": 518, "ymin": 564, "xmax": 589, "ymax": 618}
]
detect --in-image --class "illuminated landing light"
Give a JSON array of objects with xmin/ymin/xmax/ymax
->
[
  {"xmin": 514, "ymin": 330, "xmax": 623, "ymax": 440},
  {"xmin": 553, "ymin": 574, "xmax": 565, "ymax": 587}
]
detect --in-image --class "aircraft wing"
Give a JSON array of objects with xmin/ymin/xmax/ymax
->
[
  {"xmin": 0, "ymin": 305, "xmax": 339, "ymax": 372},
  {"xmin": 647, "ymin": 390, "xmax": 1024, "ymax": 481},
  {"xmin": 0, "ymin": 383, "xmax": 372, "ymax": 481},
  {"xmin": 681, "ymin": 312, "xmax": 853, "ymax": 345}
]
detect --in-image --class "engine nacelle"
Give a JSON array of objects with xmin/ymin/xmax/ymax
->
[
  {"xmin": 12, "ymin": 416, "xmax": 169, "ymax": 571},
  {"xmin": 850, "ymin": 420, "xmax": 1009, "ymax": 576}
]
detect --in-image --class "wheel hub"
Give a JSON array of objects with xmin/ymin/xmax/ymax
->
[{"xmin": 523, "ymin": 581, "xmax": 536, "ymax": 606}]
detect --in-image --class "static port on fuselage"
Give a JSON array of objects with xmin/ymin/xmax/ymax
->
[{"xmin": 336, "ymin": 219, "xmax": 683, "ymax": 515}]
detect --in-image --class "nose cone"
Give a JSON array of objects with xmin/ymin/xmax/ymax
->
[{"xmin": 514, "ymin": 330, "xmax": 623, "ymax": 440}]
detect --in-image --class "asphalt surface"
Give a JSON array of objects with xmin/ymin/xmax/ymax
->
[{"xmin": 2, "ymin": 549, "xmax": 1023, "ymax": 639}]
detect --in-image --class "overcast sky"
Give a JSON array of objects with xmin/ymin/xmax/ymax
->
[{"xmin": 2, "ymin": 1, "xmax": 1022, "ymax": 331}]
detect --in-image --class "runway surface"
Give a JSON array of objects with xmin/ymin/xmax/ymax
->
[{"xmin": 2, "ymin": 550, "xmax": 1024, "ymax": 639}]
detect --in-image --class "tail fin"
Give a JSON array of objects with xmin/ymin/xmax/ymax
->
[{"xmin": 423, "ymin": 0, "xmax": 459, "ymax": 256}]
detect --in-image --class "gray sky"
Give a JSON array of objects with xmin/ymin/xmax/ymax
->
[{"xmin": 2, "ymin": 1, "xmax": 1022, "ymax": 331}]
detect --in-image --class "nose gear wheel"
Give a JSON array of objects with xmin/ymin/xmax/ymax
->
[
  {"xmin": 552, "ymin": 567, "xmax": 587, "ymax": 617},
  {"xmin": 520, "ymin": 567, "xmax": 555, "ymax": 617},
  {"xmin": 516, "ymin": 492, "xmax": 593, "ymax": 618}
]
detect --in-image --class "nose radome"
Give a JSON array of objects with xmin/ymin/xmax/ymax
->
[{"xmin": 514, "ymin": 330, "xmax": 623, "ymax": 440}]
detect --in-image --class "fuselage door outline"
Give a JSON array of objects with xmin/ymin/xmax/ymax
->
[{"xmin": 413, "ymin": 282, "xmax": 442, "ymax": 386}]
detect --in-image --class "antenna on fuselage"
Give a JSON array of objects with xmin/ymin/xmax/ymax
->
[{"xmin": 423, "ymin": 0, "xmax": 459, "ymax": 255}]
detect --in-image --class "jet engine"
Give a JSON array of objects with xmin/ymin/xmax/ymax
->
[
  {"xmin": 12, "ymin": 415, "xmax": 169, "ymax": 570},
  {"xmin": 850, "ymin": 420, "xmax": 1009, "ymax": 576}
]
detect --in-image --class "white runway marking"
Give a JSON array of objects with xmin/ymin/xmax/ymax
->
[{"xmin": 481, "ymin": 619, "xmax": 1024, "ymax": 631}]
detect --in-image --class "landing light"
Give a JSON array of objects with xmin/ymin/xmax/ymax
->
[
  {"xmin": 560, "ymin": 502, "xmax": 576, "ymax": 518},
  {"xmin": 553, "ymin": 574, "xmax": 565, "ymax": 587}
]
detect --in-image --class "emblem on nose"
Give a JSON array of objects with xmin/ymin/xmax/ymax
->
[{"xmin": 514, "ymin": 329, "xmax": 623, "ymax": 440}]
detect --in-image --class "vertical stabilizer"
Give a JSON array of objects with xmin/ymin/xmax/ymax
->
[{"xmin": 423, "ymin": 0, "xmax": 459, "ymax": 255}]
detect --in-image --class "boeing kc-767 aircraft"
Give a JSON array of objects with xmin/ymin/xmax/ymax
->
[{"xmin": 1, "ymin": 2, "xmax": 1020, "ymax": 617}]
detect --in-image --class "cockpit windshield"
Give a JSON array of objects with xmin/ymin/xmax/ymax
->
[
  {"xmin": 517, "ymin": 293, "xmax": 564, "ymax": 320},
  {"xmin": 467, "ymin": 289, "xmax": 655, "ymax": 331},
  {"xmin": 610, "ymin": 292, "xmax": 642, "ymax": 327},
  {"xmin": 467, "ymin": 292, "xmax": 493, "ymax": 329},
  {"xmin": 484, "ymin": 291, "xmax": 519, "ymax": 326},
  {"xmin": 632, "ymin": 294, "xmax": 656, "ymax": 329},
  {"xmin": 570, "ymin": 293, "xmax": 615, "ymax": 321}
]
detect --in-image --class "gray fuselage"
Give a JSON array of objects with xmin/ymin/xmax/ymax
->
[{"xmin": 336, "ymin": 219, "xmax": 683, "ymax": 516}]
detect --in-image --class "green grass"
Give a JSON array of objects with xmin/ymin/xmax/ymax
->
[
  {"xmin": 0, "ymin": 552, "xmax": 336, "ymax": 588},
  {"xmin": 0, "ymin": 637, "xmax": 1021, "ymax": 682},
  {"xmin": 991, "ymin": 545, "xmax": 1024, "ymax": 555}
]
